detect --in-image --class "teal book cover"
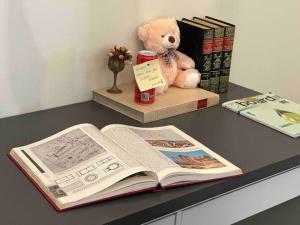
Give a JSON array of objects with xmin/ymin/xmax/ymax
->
[{"xmin": 222, "ymin": 93, "xmax": 300, "ymax": 137}]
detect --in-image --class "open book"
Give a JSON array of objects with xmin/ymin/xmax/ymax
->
[{"xmin": 9, "ymin": 124, "xmax": 242, "ymax": 211}]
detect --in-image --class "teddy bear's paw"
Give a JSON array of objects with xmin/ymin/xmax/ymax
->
[
  {"xmin": 156, "ymin": 84, "xmax": 167, "ymax": 94},
  {"xmin": 181, "ymin": 60, "xmax": 195, "ymax": 69},
  {"xmin": 184, "ymin": 72, "xmax": 200, "ymax": 88}
]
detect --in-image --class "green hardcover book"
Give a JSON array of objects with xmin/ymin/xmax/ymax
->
[
  {"xmin": 205, "ymin": 16, "xmax": 235, "ymax": 93},
  {"xmin": 177, "ymin": 19, "xmax": 213, "ymax": 91},
  {"xmin": 192, "ymin": 17, "xmax": 225, "ymax": 93},
  {"xmin": 223, "ymin": 93, "xmax": 300, "ymax": 138}
]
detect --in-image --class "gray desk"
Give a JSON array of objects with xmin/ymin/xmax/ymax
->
[{"xmin": 1, "ymin": 83, "xmax": 300, "ymax": 225}]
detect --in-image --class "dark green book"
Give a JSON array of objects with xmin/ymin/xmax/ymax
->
[
  {"xmin": 177, "ymin": 19, "xmax": 213, "ymax": 91},
  {"xmin": 192, "ymin": 17, "xmax": 225, "ymax": 93},
  {"xmin": 204, "ymin": 16, "xmax": 235, "ymax": 93}
]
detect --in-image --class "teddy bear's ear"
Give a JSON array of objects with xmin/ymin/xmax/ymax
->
[
  {"xmin": 168, "ymin": 17, "xmax": 176, "ymax": 23},
  {"xmin": 137, "ymin": 24, "xmax": 149, "ymax": 42}
]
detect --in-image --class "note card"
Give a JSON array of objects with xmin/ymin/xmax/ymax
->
[{"xmin": 133, "ymin": 59, "xmax": 165, "ymax": 91}]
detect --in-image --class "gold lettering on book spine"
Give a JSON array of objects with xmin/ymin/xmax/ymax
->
[
  {"xmin": 225, "ymin": 27, "xmax": 235, "ymax": 37},
  {"xmin": 218, "ymin": 76, "xmax": 229, "ymax": 93},
  {"xmin": 200, "ymin": 80, "xmax": 210, "ymax": 90},
  {"xmin": 213, "ymin": 55, "xmax": 222, "ymax": 70},
  {"xmin": 203, "ymin": 55, "xmax": 212, "ymax": 72},
  {"xmin": 204, "ymin": 29, "xmax": 214, "ymax": 40},
  {"xmin": 223, "ymin": 52, "xmax": 232, "ymax": 68},
  {"xmin": 209, "ymin": 77, "xmax": 219, "ymax": 93},
  {"xmin": 215, "ymin": 28, "xmax": 225, "ymax": 39}
]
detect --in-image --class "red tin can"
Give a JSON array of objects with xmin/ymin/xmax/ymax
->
[{"xmin": 135, "ymin": 50, "xmax": 158, "ymax": 104}]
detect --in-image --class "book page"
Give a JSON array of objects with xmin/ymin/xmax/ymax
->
[
  {"xmin": 12, "ymin": 124, "xmax": 155, "ymax": 205},
  {"xmin": 102, "ymin": 125, "xmax": 178, "ymax": 174},
  {"xmin": 102, "ymin": 125, "xmax": 241, "ymax": 181}
]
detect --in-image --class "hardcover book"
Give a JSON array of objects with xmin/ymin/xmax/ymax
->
[
  {"xmin": 192, "ymin": 17, "xmax": 225, "ymax": 93},
  {"xmin": 9, "ymin": 124, "xmax": 242, "ymax": 211},
  {"xmin": 177, "ymin": 19, "xmax": 213, "ymax": 91},
  {"xmin": 223, "ymin": 93, "xmax": 300, "ymax": 137},
  {"xmin": 204, "ymin": 16, "xmax": 236, "ymax": 93},
  {"xmin": 93, "ymin": 83, "xmax": 219, "ymax": 123}
]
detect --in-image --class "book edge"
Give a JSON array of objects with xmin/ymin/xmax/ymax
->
[
  {"xmin": 163, "ymin": 173, "xmax": 243, "ymax": 189},
  {"xmin": 8, "ymin": 152, "xmax": 62, "ymax": 211},
  {"xmin": 205, "ymin": 16, "xmax": 236, "ymax": 27},
  {"xmin": 93, "ymin": 92, "xmax": 144, "ymax": 123},
  {"xmin": 8, "ymin": 151, "xmax": 158, "ymax": 211}
]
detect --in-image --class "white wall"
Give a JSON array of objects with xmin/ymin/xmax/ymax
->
[
  {"xmin": 217, "ymin": 0, "xmax": 300, "ymax": 103},
  {"xmin": 0, "ymin": 0, "xmax": 299, "ymax": 118},
  {"xmin": 0, "ymin": 0, "xmax": 217, "ymax": 118}
]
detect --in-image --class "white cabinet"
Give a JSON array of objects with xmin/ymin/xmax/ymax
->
[
  {"xmin": 144, "ymin": 214, "xmax": 176, "ymax": 225},
  {"xmin": 144, "ymin": 167, "xmax": 300, "ymax": 225}
]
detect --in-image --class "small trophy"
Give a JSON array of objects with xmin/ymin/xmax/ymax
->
[{"xmin": 107, "ymin": 45, "xmax": 132, "ymax": 94}]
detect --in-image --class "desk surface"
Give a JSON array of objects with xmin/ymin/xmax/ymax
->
[{"xmin": 1, "ymin": 84, "xmax": 300, "ymax": 225}]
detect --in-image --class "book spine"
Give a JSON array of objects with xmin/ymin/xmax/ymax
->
[
  {"xmin": 145, "ymin": 101, "xmax": 199, "ymax": 122},
  {"xmin": 145, "ymin": 97, "xmax": 219, "ymax": 122},
  {"xmin": 209, "ymin": 27, "xmax": 224, "ymax": 93},
  {"xmin": 199, "ymin": 29, "xmax": 213, "ymax": 91},
  {"xmin": 93, "ymin": 93, "xmax": 144, "ymax": 123},
  {"xmin": 219, "ymin": 26, "xmax": 235, "ymax": 93}
]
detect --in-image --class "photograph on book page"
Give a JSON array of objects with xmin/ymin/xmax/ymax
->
[{"xmin": 129, "ymin": 127, "xmax": 225, "ymax": 169}]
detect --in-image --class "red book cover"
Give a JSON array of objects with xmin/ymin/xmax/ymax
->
[{"xmin": 8, "ymin": 153, "xmax": 156, "ymax": 211}]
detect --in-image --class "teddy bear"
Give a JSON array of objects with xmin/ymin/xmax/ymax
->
[{"xmin": 137, "ymin": 17, "xmax": 201, "ymax": 93}]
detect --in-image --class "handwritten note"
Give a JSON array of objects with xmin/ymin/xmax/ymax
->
[{"xmin": 133, "ymin": 59, "xmax": 165, "ymax": 91}]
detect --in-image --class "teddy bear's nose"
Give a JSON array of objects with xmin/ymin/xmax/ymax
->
[{"xmin": 168, "ymin": 36, "xmax": 175, "ymax": 43}]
